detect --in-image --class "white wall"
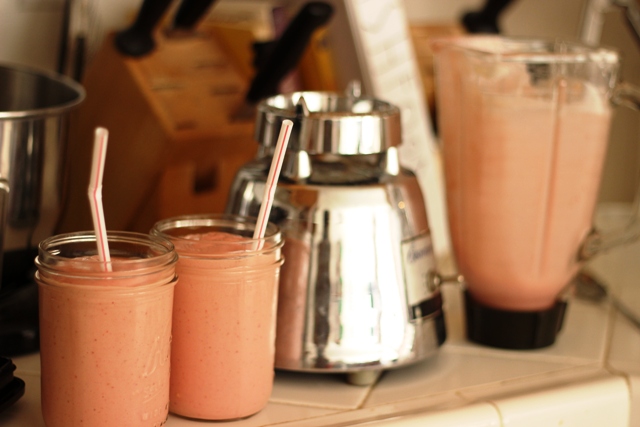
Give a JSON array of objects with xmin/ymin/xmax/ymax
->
[
  {"xmin": 0, "ymin": 0, "xmax": 142, "ymax": 72},
  {"xmin": 0, "ymin": 0, "xmax": 66, "ymax": 71}
]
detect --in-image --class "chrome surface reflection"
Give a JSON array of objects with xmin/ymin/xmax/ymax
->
[{"xmin": 226, "ymin": 90, "xmax": 445, "ymax": 373}]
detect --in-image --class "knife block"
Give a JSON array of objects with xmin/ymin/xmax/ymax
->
[{"xmin": 57, "ymin": 31, "xmax": 257, "ymax": 234}]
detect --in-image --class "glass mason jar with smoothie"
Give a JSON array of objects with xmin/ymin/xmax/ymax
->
[
  {"xmin": 432, "ymin": 36, "xmax": 640, "ymax": 349},
  {"xmin": 151, "ymin": 214, "xmax": 284, "ymax": 420},
  {"xmin": 36, "ymin": 231, "xmax": 178, "ymax": 427}
]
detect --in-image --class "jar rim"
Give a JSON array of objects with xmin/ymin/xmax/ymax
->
[
  {"xmin": 151, "ymin": 214, "xmax": 283, "ymax": 259},
  {"xmin": 36, "ymin": 231, "xmax": 178, "ymax": 280}
]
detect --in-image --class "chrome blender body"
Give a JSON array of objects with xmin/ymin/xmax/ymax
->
[{"xmin": 226, "ymin": 90, "xmax": 446, "ymax": 377}]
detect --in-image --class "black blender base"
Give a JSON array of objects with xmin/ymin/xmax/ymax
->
[
  {"xmin": 0, "ymin": 282, "xmax": 39, "ymax": 357},
  {"xmin": 0, "ymin": 249, "xmax": 40, "ymax": 357},
  {"xmin": 0, "ymin": 357, "xmax": 26, "ymax": 414},
  {"xmin": 0, "ymin": 329, "xmax": 39, "ymax": 357},
  {"xmin": 464, "ymin": 291, "xmax": 567, "ymax": 350}
]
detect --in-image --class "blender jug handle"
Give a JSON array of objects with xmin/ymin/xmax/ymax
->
[{"xmin": 581, "ymin": 82, "xmax": 640, "ymax": 259}]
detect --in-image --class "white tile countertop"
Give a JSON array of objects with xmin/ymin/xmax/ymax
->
[{"xmin": 2, "ymin": 204, "xmax": 639, "ymax": 427}]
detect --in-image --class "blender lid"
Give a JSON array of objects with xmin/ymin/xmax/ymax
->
[{"xmin": 254, "ymin": 90, "xmax": 402, "ymax": 155}]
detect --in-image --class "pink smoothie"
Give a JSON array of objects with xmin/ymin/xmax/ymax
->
[
  {"xmin": 167, "ymin": 230, "xmax": 282, "ymax": 420},
  {"xmin": 439, "ymin": 64, "xmax": 612, "ymax": 310},
  {"xmin": 37, "ymin": 252, "xmax": 176, "ymax": 427}
]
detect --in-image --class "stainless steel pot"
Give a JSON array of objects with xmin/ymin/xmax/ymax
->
[
  {"xmin": 0, "ymin": 63, "xmax": 84, "ymax": 286},
  {"xmin": 226, "ymin": 89, "xmax": 446, "ymax": 383}
]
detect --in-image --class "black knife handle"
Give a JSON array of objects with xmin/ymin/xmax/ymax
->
[
  {"xmin": 461, "ymin": 0, "xmax": 516, "ymax": 33},
  {"xmin": 245, "ymin": 1, "xmax": 334, "ymax": 104},
  {"xmin": 172, "ymin": 0, "xmax": 217, "ymax": 30},
  {"xmin": 114, "ymin": 0, "xmax": 175, "ymax": 57}
]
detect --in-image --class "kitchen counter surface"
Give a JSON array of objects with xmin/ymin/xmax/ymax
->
[{"xmin": 2, "ymin": 204, "xmax": 639, "ymax": 426}]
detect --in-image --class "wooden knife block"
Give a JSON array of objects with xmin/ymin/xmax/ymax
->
[{"xmin": 57, "ymin": 31, "xmax": 257, "ymax": 234}]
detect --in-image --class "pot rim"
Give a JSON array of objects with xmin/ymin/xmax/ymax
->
[{"xmin": 0, "ymin": 61, "xmax": 85, "ymax": 120}]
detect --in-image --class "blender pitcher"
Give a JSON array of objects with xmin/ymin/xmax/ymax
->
[{"xmin": 432, "ymin": 36, "xmax": 640, "ymax": 349}]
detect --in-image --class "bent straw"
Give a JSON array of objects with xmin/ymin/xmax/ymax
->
[
  {"xmin": 253, "ymin": 119, "xmax": 294, "ymax": 244},
  {"xmin": 88, "ymin": 127, "xmax": 112, "ymax": 271}
]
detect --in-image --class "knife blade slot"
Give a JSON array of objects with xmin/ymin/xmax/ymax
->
[
  {"xmin": 209, "ymin": 84, "xmax": 241, "ymax": 96},
  {"xmin": 194, "ymin": 167, "xmax": 218, "ymax": 194}
]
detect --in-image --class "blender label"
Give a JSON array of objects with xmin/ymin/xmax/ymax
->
[{"xmin": 401, "ymin": 234, "xmax": 436, "ymax": 312}]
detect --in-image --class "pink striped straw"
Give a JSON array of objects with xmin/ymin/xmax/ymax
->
[
  {"xmin": 253, "ymin": 119, "xmax": 294, "ymax": 244},
  {"xmin": 88, "ymin": 127, "xmax": 112, "ymax": 271}
]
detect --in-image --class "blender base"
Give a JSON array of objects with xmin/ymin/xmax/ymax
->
[
  {"xmin": 346, "ymin": 370, "xmax": 382, "ymax": 386},
  {"xmin": 464, "ymin": 291, "xmax": 567, "ymax": 349},
  {"xmin": 0, "ymin": 249, "xmax": 40, "ymax": 357},
  {"xmin": 275, "ymin": 310, "xmax": 447, "ymax": 385},
  {"xmin": 0, "ymin": 281, "xmax": 39, "ymax": 357}
]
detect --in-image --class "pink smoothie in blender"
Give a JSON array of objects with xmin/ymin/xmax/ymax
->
[{"xmin": 433, "ymin": 36, "xmax": 622, "ymax": 348}]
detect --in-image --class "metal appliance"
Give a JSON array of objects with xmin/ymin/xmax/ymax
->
[
  {"xmin": 226, "ymin": 88, "xmax": 446, "ymax": 384},
  {"xmin": 0, "ymin": 63, "xmax": 84, "ymax": 356}
]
